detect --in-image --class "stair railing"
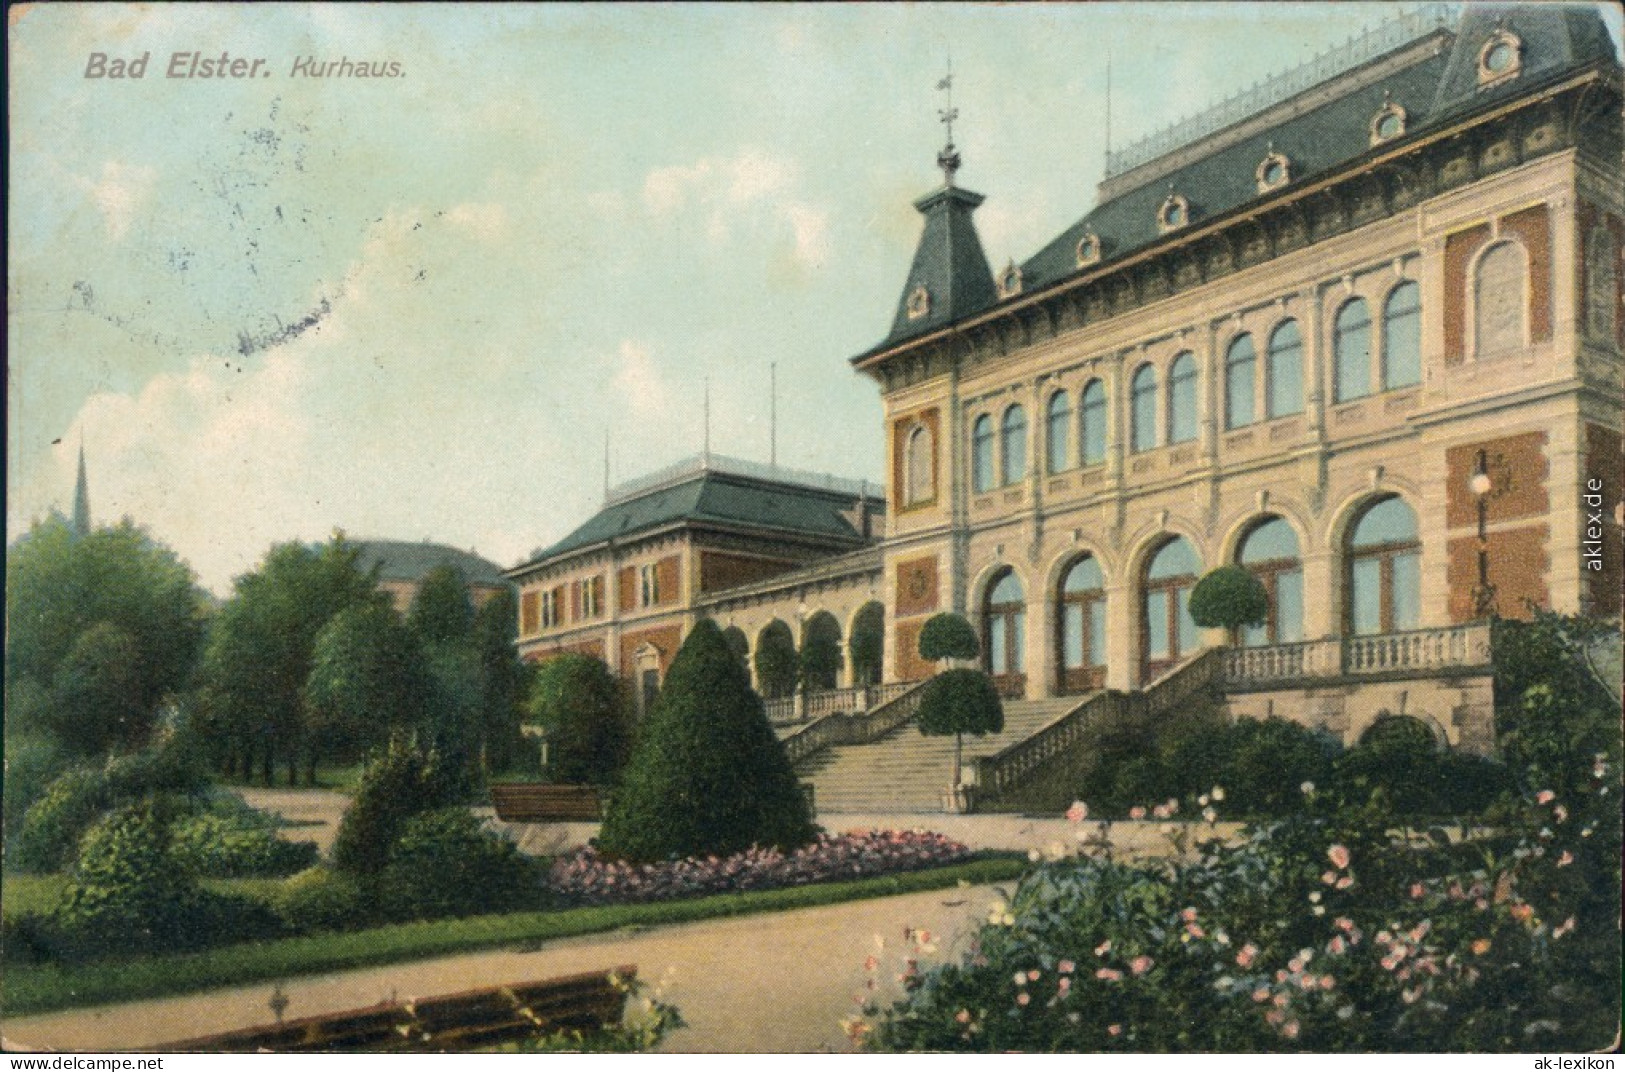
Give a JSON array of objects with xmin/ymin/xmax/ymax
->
[
  {"xmin": 782, "ymin": 679, "xmax": 928, "ymax": 767},
  {"xmin": 972, "ymin": 649, "xmax": 1224, "ymax": 802}
]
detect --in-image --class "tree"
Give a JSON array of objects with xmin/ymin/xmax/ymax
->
[
  {"xmin": 526, "ymin": 653, "xmax": 629, "ymax": 785},
  {"xmin": 753, "ymin": 620, "xmax": 798, "ymax": 700},
  {"xmin": 850, "ymin": 602, "xmax": 884, "ymax": 686},
  {"xmin": 198, "ymin": 536, "xmax": 381, "ymax": 785},
  {"xmin": 919, "ymin": 612, "xmax": 979, "ymax": 662},
  {"xmin": 407, "ymin": 564, "xmax": 474, "ymax": 647},
  {"xmin": 799, "ymin": 611, "xmax": 843, "ymax": 692},
  {"xmin": 331, "ymin": 735, "xmax": 458, "ymax": 878},
  {"xmin": 598, "ymin": 619, "xmax": 815, "ymax": 863},
  {"xmin": 472, "ymin": 588, "xmax": 529, "ymax": 774},
  {"xmin": 5, "ymin": 517, "xmax": 204, "ymax": 756},
  {"xmin": 915, "ymin": 668, "xmax": 1004, "ymax": 794},
  {"xmin": 1188, "ymin": 565, "xmax": 1269, "ymax": 631},
  {"xmin": 303, "ymin": 602, "xmax": 429, "ymax": 773}
]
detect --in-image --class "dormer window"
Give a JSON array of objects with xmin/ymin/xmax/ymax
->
[
  {"xmin": 1157, "ymin": 191, "xmax": 1190, "ymax": 234},
  {"xmin": 1370, "ymin": 98, "xmax": 1408, "ymax": 146},
  {"xmin": 998, "ymin": 260, "xmax": 1024, "ymax": 299},
  {"xmin": 1075, "ymin": 230, "xmax": 1101, "ymax": 268},
  {"xmin": 905, "ymin": 283, "xmax": 931, "ymax": 320},
  {"xmin": 1256, "ymin": 148, "xmax": 1291, "ymax": 193},
  {"xmin": 1477, "ymin": 28, "xmax": 1522, "ymax": 88}
]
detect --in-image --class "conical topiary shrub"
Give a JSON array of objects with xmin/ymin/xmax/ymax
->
[{"xmin": 597, "ymin": 619, "xmax": 816, "ymax": 863}]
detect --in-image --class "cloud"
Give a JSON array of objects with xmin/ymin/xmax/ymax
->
[
  {"xmin": 443, "ymin": 201, "xmax": 508, "ymax": 241},
  {"xmin": 80, "ymin": 159, "xmax": 157, "ymax": 241},
  {"xmin": 610, "ymin": 339, "xmax": 669, "ymax": 416},
  {"xmin": 641, "ymin": 149, "xmax": 829, "ymax": 269}
]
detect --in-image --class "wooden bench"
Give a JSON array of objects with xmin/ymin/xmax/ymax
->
[
  {"xmin": 159, "ymin": 965, "xmax": 637, "ymax": 1052},
  {"xmin": 490, "ymin": 782, "xmax": 602, "ymax": 822}
]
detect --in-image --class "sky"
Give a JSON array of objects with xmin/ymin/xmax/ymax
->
[{"xmin": 9, "ymin": 3, "xmax": 1621, "ymax": 595}]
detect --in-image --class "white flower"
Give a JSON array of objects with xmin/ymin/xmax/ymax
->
[
  {"xmin": 1202, "ymin": 807, "xmax": 1217, "ymax": 824},
  {"xmin": 1211, "ymin": 786, "xmax": 1226, "ymax": 801},
  {"xmin": 1300, "ymin": 781, "xmax": 1316, "ymax": 795}
]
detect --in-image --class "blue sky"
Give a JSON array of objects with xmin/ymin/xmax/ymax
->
[{"xmin": 9, "ymin": 3, "xmax": 1620, "ymax": 594}]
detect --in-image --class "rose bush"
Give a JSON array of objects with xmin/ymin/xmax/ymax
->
[{"xmin": 549, "ymin": 830, "xmax": 973, "ymax": 907}]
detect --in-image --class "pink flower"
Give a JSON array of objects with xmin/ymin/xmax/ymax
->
[
  {"xmin": 1130, "ymin": 955, "xmax": 1154, "ymax": 976},
  {"xmin": 1107, "ymin": 1024, "xmax": 1122, "ymax": 1037},
  {"xmin": 1335, "ymin": 917, "xmax": 1355, "ymax": 932},
  {"xmin": 1553, "ymin": 804, "xmax": 1568, "ymax": 822},
  {"xmin": 1094, "ymin": 940, "xmax": 1112, "ymax": 956},
  {"xmin": 1236, "ymin": 944, "xmax": 1259, "ymax": 968},
  {"xmin": 1409, "ymin": 883, "xmax": 1425, "ymax": 899},
  {"xmin": 1185, "ymin": 923, "xmax": 1206, "ymax": 939},
  {"xmin": 1252, "ymin": 988, "xmax": 1270, "ymax": 1003},
  {"xmin": 864, "ymin": 956, "xmax": 879, "ymax": 972},
  {"xmin": 1129, "ymin": 806, "xmax": 1147, "ymax": 820},
  {"xmin": 1027, "ymin": 969, "xmax": 1041, "ymax": 982},
  {"xmin": 1536, "ymin": 789, "xmax": 1556, "ymax": 804},
  {"xmin": 1327, "ymin": 845, "xmax": 1351, "ymax": 870},
  {"xmin": 1557, "ymin": 851, "xmax": 1574, "ymax": 867},
  {"xmin": 1265, "ymin": 1009, "xmax": 1285, "ymax": 1026},
  {"xmin": 1058, "ymin": 959, "xmax": 1075, "ymax": 974},
  {"xmin": 955, "ymin": 1009, "xmax": 971, "ymax": 1024},
  {"xmin": 1335, "ymin": 876, "xmax": 1354, "ymax": 890},
  {"xmin": 1016, "ymin": 992, "xmax": 1030, "ymax": 1007},
  {"xmin": 1272, "ymin": 993, "xmax": 1289, "ymax": 1008},
  {"xmin": 1319, "ymin": 974, "xmax": 1336, "ymax": 990},
  {"xmin": 1181, "ymin": 907, "xmax": 1199, "ymax": 922},
  {"xmin": 1282, "ymin": 1020, "xmax": 1300, "ymax": 1039},
  {"xmin": 1095, "ymin": 968, "xmax": 1124, "ymax": 982},
  {"xmin": 1057, "ymin": 976, "xmax": 1072, "ymax": 995},
  {"xmin": 1553, "ymin": 917, "xmax": 1576, "ymax": 939},
  {"xmin": 1066, "ymin": 801, "xmax": 1089, "ymax": 823},
  {"xmin": 1327, "ymin": 936, "xmax": 1346, "ymax": 956},
  {"xmin": 1322, "ymin": 871, "xmax": 1338, "ymax": 885}
]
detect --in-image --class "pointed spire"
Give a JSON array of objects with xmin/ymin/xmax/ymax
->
[{"xmin": 72, "ymin": 439, "xmax": 91, "ymax": 537}]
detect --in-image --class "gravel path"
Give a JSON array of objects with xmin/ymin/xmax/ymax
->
[{"xmin": 3, "ymin": 883, "xmax": 1000, "ymax": 1054}]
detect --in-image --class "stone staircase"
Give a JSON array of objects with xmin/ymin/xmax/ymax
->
[{"xmin": 797, "ymin": 696, "xmax": 1085, "ymax": 813}]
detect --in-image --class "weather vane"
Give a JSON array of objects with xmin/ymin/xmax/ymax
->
[{"xmin": 936, "ymin": 56, "xmax": 961, "ymax": 184}]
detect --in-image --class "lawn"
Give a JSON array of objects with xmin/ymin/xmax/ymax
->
[{"xmin": 0, "ymin": 853, "xmax": 1027, "ymax": 1017}]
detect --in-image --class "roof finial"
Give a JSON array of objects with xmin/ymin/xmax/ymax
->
[{"xmin": 935, "ymin": 56, "xmax": 961, "ymax": 185}]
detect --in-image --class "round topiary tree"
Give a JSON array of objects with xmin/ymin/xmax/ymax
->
[
  {"xmin": 1188, "ymin": 565, "xmax": 1269, "ymax": 632},
  {"xmin": 919, "ymin": 612, "xmax": 980, "ymax": 663},
  {"xmin": 916, "ymin": 668, "xmax": 1004, "ymax": 797},
  {"xmin": 598, "ymin": 619, "xmax": 816, "ymax": 863}
]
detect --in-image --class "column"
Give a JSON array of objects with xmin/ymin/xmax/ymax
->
[{"xmin": 1104, "ymin": 581, "xmax": 1137, "ymax": 691}]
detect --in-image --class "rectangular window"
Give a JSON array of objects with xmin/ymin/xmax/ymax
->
[
  {"xmin": 1276, "ymin": 570, "xmax": 1303, "ymax": 642},
  {"xmin": 989, "ymin": 617, "xmax": 1008, "ymax": 674},
  {"xmin": 1063, "ymin": 605, "xmax": 1083, "ymax": 667},
  {"xmin": 1392, "ymin": 551, "xmax": 1421, "ymax": 632},
  {"xmin": 540, "ymin": 589, "xmax": 557, "ymax": 629},
  {"xmin": 581, "ymin": 575, "xmax": 601, "ymax": 618},
  {"xmin": 639, "ymin": 564, "xmax": 658, "ymax": 607},
  {"xmin": 520, "ymin": 591, "xmax": 539, "ymax": 635},
  {"xmin": 1088, "ymin": 600, "xmax": 1107, "ymax": 665},
  {"xmin": 1176, "ymin": 587, "xmax": 1198, "ymax": 655},
  {"xmin": 1351, "ymin": 558, "xmax": 1382, "ymax": 635}
]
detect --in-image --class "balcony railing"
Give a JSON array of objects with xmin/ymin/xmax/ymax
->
[
  {"xmin": 782, "ymin": 680, "xmax": 927, "ymax": 767},
  {"xmin": 764, "ymin": 680, "xmax": 916, "ymax": 727},
  {"xmin": 1223, "ymin": 623, "xmax": 1492, "ymax": 689}
]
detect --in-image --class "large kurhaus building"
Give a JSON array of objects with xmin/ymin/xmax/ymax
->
[{"xmin": 510, "ymin": 5, "xmax": 1622, "ymax": 801}]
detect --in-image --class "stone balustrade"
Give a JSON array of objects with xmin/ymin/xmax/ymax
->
[
  {"xmin": 781, "ymin": 680, "xmax": 927, "ymax": 766},
  {"xmin": 1224, "ymin": 623, "xmax": 1492, "ymax": 689}
]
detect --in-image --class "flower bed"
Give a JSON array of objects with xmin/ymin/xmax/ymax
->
[{"xmin": 548, "ymin": 830, "xmax": 974, "ymax": 907}]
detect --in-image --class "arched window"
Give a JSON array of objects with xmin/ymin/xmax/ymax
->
[
  {"xmin": 1347, "ymin": 496, "xmax": 1420, "ymax": 635},
  {"xmin": 1237, "ymin": 517, "xmax": 1303, "ymax": 646},
  {"xmin": 1474, "ymin": 242, "xmax": 1526, "ymax": 358},
  {"xmin": 984, "ymin": 570, "xmax": 1026, "ymax": 697},
  {"xmin": 1143, "ymin": 537, "xmax": 1201, "ymax": 681},
  {"xmin": 972, "ymin": 415, "xmax": 995, "ymax": 493},
  {"xmin": 1058, "ymin": 555, "xmax": 1107, "ymax": 693},
  {"xmin": 1266, "ymin": 319, "xmax": 1303, "ymax": 418},
  {"xmin": 1001, "ymin": 405, "xmax": 1028, "ymax": 486},
  {"xmin": 1168, "ymin": 352, "xmax": 1198, "ymax": 444},
  {"xmin": 849, "ymin": 601, "xmax": 885, "ymax": 687},
  {"xmin": 1080, "ymin": 379, "xmax": 1108, "ymax": 464},
  {"xmin": 799, "ymin": 611, "xmax": 843, "ymax": 692},
  {"xmin": 1131, "ymin": 365, "xmax": 1158, "ymax": 453},
  {"xmin": 904, "ymin": 423, "xmax": 935, "ymax": 506},
  {"xmin": 1334, "ymin": 297, "xmax": 1372, "ymax": 403},
  {"xmin": 1585, "ymin": 226, "xmax": 1618, "ymax": 342},
  {"xmin": 1225, "ymin": 334, "xmax": 1257, "ymax": 430},
  {"xmin": 1046, "ymin": 392, "xmax": 1070, "ymax": 476},
  {"xmin": 1382, "ymin": 281, "xmax": 1421, "ymax": 390}
]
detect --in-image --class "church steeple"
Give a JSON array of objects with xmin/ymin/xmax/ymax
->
[
  {"xmin": 72, "ymin": 440, "xmax": 91, "ymax": 537},
  {"xmin": 881, "ymin": 65, "xmax": 998, "ymax": 348}
]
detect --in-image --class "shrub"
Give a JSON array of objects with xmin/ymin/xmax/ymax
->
[
  {"xmin": 170, "ymin": 808, "xmax": 319, "ymax": 878},
  {"xmin": 378, "ymin": 808, "xmax": 536, "ymax": 921},
  {"xmin": 1220, "ymin": 718, "xmax": 1338, "ymax": 816},
  {"xmin": 53, "ymin": 802, "xmax": 204, "ymax": 956},
  {"xmin": 525, "ymin": 653, "xmax": 630, "ymax": 786},
  {"xmin": 918, "ymin": 613, "xmax": 979, "ymax": 662},
  {"xmin": 273, "ymin": 867, "xmax": 371, "ymax": 933},
  {"xmin": 2, "ymin": 731, "xmax": 73, "ymax": 848},
  {"xmin": 1188, "ymin": 565, "xmax": 1268, "ymax": 630},
  {"xmin": 599, "ymin": 619, "xmax": 816, "ymax": 863},
  {"xmin": 13, "ymin": 767, "xmax": 112, "ymax": 874},
  {"xmin": 330, "ymin": 736, "xmax": 458, "ymax": 878}
]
